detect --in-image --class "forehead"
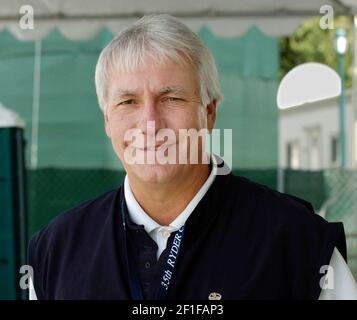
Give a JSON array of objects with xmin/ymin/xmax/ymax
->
[{"xmin": 107, "ymin": 57, "xmax": 199, "ymax": 97}]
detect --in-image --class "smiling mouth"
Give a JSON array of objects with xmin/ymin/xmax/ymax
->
[{"xmin": 133, "ymin": 143, "xmax": 176, "ymax": 151}]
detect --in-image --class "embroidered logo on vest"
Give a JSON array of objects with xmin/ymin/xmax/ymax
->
[{"xmin": 208, "ymin": 292, "xmax": 222, "ymax": 300}]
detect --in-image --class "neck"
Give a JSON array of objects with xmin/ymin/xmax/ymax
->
[{"xmin": 128, "ymin": 164, "xmax": 210, "ymax": 225}]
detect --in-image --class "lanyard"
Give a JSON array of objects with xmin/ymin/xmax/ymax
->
[{"xmin": 120, "ymin": 196, "xmax": 185, "ymax": 300}]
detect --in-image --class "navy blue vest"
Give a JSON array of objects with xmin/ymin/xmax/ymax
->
[{"xmin": 28, "ymin": 172, "xmax": 346, "ymax": 300}]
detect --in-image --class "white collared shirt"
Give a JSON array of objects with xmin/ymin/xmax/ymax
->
[{"xmin": 124, "ymin": 154, "xmax": 218, "ymax": 259}]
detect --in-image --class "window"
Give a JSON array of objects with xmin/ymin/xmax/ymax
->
[
  {"xmin": 286, "ymin": 141, "xmax": 300, "ymax": 169},
  {"xmin": 305, "ymin": 126, "xmax": 321, "ymax": 170},
  {"xmin": 331, "ymin": 135, "xmax": 340, "ymax": 167}
]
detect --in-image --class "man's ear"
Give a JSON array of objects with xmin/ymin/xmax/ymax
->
[
  {"xmin": 104, "ymin": 112, "xmax": 112, "ymax": 138},
  {"xmin": 206, "ymin": 100, "xmax": 217, "ymax": 133}
]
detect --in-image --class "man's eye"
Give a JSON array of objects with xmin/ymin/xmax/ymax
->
[
  {"xmin": 163, "ymin": 97, "xmax": 183, "ymax": 102},
  {"xmin": 118, "ymin": 99, "xmax": 136, "ymax": 106}
]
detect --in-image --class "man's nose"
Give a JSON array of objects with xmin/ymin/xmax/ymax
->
[{"xmin": 138, "ymin": 99, "xmax": 163, "ymax": 134}]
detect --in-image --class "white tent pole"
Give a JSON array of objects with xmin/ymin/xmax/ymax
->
[{"xmin": 30, "ymin": 39, "xmax": 42, "ymax": 169}]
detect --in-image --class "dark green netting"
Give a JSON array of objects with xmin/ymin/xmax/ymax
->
[
  {"xmin": 0, "ymin": 25, "xmax": 279, "ymax": 169},
  {"xmin": 24, "ymin": 167, "xmax": 357, "ymax": 284},
  {"xmin": 0, "ymin": 30, "xmax": 35, "ymax": 169},
  {"xmin": 0, "ymin": 27, "xmax": 121, "ymax": 169},
  {"xmin": 284, "ymin": 169, "xmax": 327, "ymax": 211},
  {"xmin": 198, "ymin": 26, "xmax": 279, "ymax": 169}
]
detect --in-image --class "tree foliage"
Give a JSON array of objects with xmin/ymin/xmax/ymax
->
[{"xmin": 280, "ymin": 15, "xmax": 353, "ymax": 87}]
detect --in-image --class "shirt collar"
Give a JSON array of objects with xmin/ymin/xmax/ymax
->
[{"xmin": 124, "ymin": 154, "xmax": 219, "ymax": 234}]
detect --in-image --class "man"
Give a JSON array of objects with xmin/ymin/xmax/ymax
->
[{"xmin": 28, "ymin": 14, "xmax": 357, "ymax": 300}]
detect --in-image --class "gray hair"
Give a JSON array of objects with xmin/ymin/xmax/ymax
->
[{"xmin": 95, "ymin": 14, "xmax": 222, "ymax": 113}]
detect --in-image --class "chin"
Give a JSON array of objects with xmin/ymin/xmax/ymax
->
[{"xmin": 129, "ymin": 162, "xmax": 181, "ymax": 184}]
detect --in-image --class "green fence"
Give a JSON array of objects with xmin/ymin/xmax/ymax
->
[
  {"xmin": 26, "ymin": 168, "xmax": 357, "ymax": 283},
  {"xmin": 0, "ymin": 166, "xmax": 356, "ymax": 299}
]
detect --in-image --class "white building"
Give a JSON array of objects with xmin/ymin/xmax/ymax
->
[{"xmin": 279, "ymin": 89, "xmax": 357, "ymax": 170}]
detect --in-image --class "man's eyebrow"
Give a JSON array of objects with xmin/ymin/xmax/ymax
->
[
  {"xmin": 111, "ymin": 86, "xmax": 188, "ymax": 100},
  {"xmin": 111, "ymin": 89, "xmax": 138, "ymax": 100},
  {"xmin": 159, "ymin": 86, "xmax": 187, "ymax": 95}
]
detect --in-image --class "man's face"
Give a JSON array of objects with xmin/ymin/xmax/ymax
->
[{"xmin": 104, "ymin": 57, "xmax": 216, "ymax": 184}]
